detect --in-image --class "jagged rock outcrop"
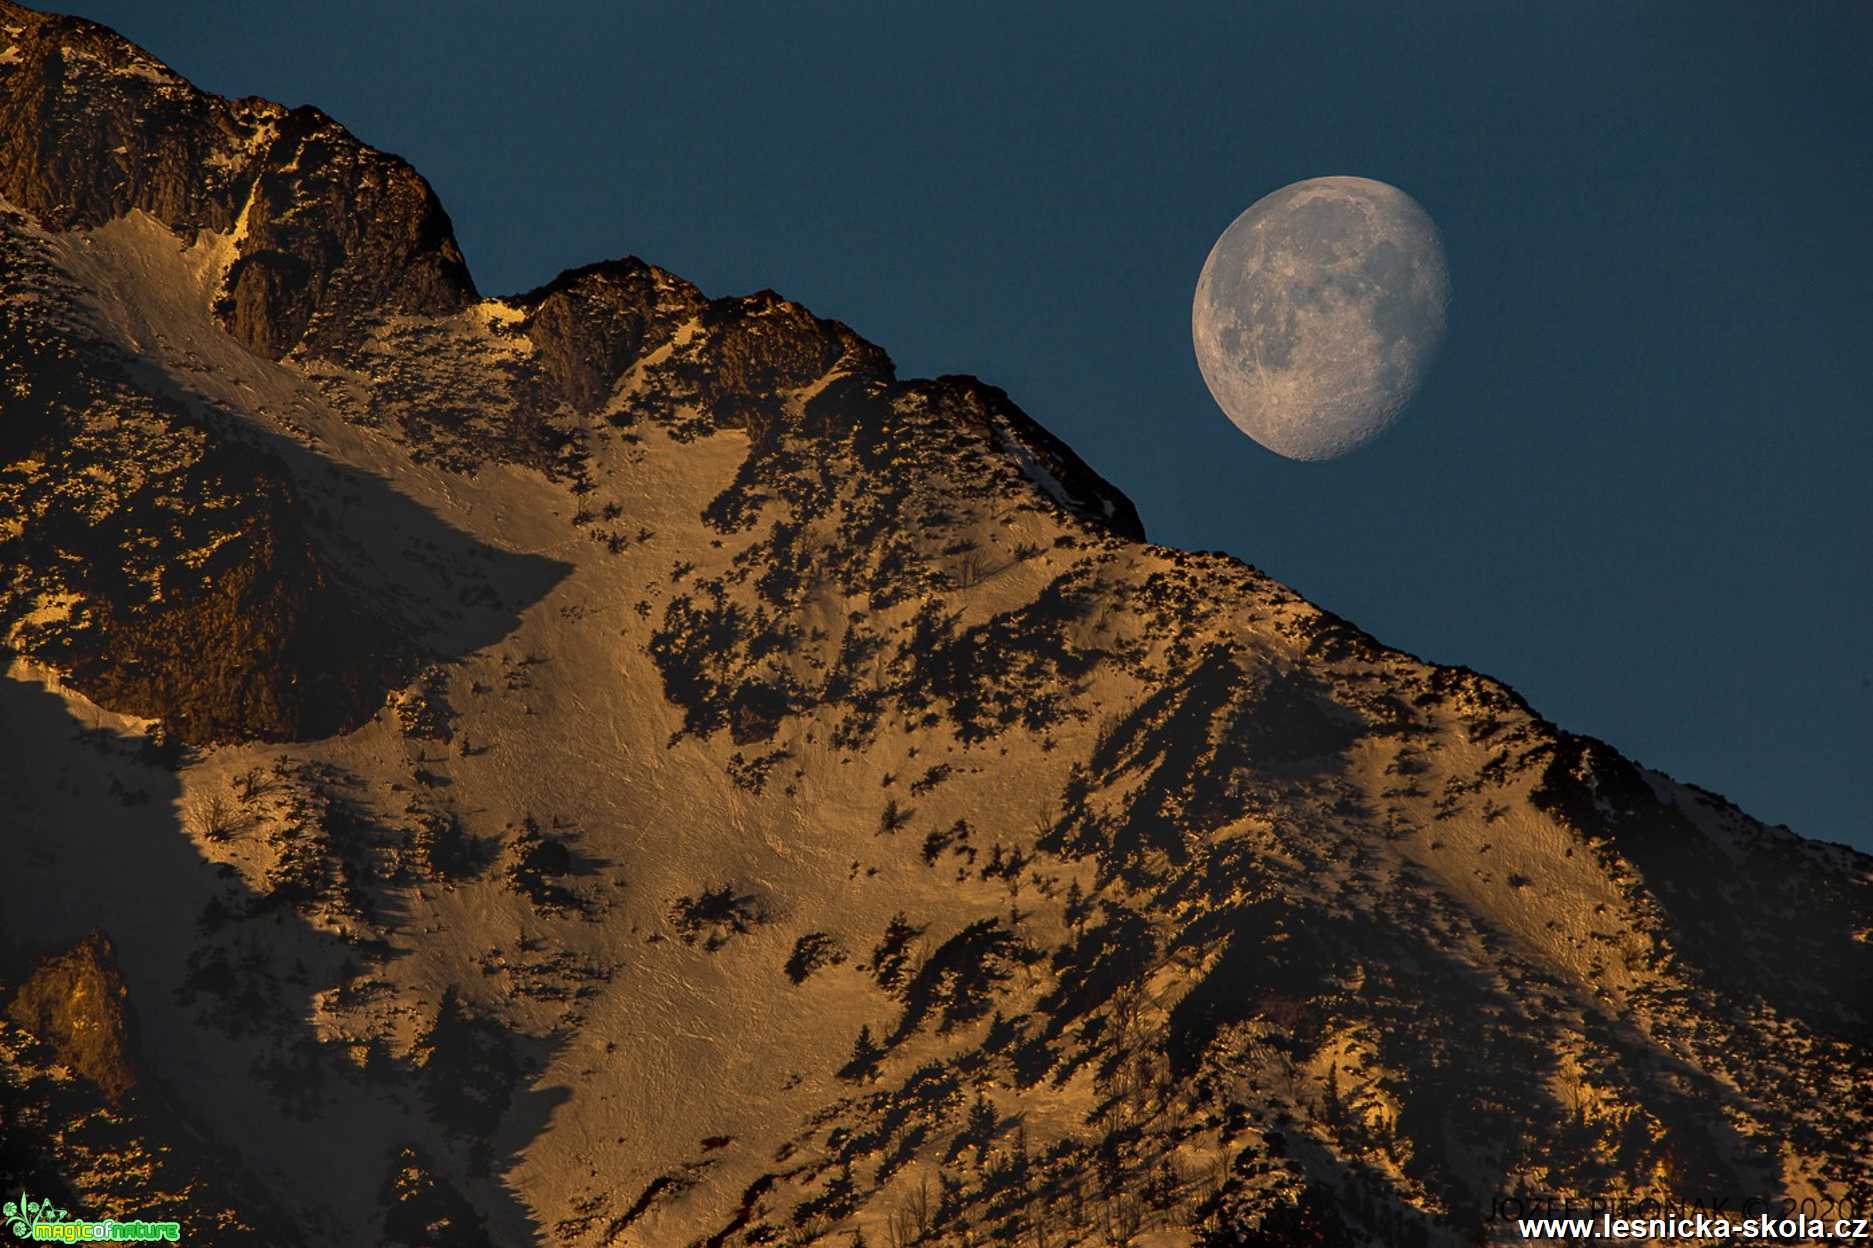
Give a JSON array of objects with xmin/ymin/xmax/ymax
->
[
  {"xmin": 515, "ymin": 259, "xmax": 709, "ymax": 415},
  {"xmin": 6, "ymin": 930, "xmax": 140, "ymax": 1102},
  {"xmin": 0, "ymin": 0, "xmax": 474, "ymax": 359}
]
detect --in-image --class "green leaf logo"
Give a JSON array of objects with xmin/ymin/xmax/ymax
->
[{"xmin": 4, "ymin": 1191, "xmax": 70, "ymax": 1238}]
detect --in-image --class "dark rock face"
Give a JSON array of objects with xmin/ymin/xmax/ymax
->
[
  {"xmin": 6, "ymin": 931, "xmax": 140, "ymax": 1103},
  {"xmin": 0, "ymin": 210, "xmax": 406, "ymax": 745},
  {"xmin": 216, "ymin": 104, "xmax": 476, "ymax": 357},
  {"xmin": 516, "ymin": 258, "xmax": 708, "ymax": 414},
  {"xmin": 0, "ymin": 4, "xmax": 248, "ymax": 234},
  {"xmin": 925, "ymin": 375, "xmax": 1146, "ymax": 542},
  {"xmin": 690, "ymin": 289, "xmax": 895, "ymax": 434},
  {"xmin": 0, "ymin": 0, "xmax": 475, "ymax": 359}
]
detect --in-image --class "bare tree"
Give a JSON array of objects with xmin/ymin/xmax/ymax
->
[
  {"xmin": 232, "ymin": 766, "xmax": 273, "ymax": 803},
  {"xmin": 183, "ymin": 787, "xmax": 241, "ymax": 841},
  {"xmin": 951, "ymin": 549, "xmax": 990, "ymax": 589},
  {"xmin": 1102, "ymin": 1193, "xmax": 1144, "ymax": 1246},
  {"xmin": 896, "ymin": 1174, "xmax": 932, "ymax": 1242}
]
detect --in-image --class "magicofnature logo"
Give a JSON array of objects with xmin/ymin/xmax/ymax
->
[{"xmin": 4, "ymin": 1190, "xmax": 180, "ymax": 1242}]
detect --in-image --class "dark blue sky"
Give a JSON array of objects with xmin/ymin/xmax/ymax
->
[{"xmin": 79, "ymin": 2, "xmax": 1871, "ymax": 849}]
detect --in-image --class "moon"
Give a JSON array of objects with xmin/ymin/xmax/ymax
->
[{"xmin": 1192, "ymin": 176, "xmax": 1450, "ymax": 461}]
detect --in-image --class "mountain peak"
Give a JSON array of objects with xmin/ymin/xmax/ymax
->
[{"xmin": 0, "ymin": 0, "xmax": 475, "ymax": 358}]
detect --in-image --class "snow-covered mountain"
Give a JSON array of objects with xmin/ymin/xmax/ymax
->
[{"xmin": 1, "ymin": 4, "xmax": 1867, "ymax": 1245}]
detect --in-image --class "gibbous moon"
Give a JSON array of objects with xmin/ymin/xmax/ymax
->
[{"xmin": 1192, "ymin": 176, "xmax": 1450, "ymax": 461}]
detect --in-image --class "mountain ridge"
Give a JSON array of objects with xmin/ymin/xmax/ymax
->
[{"xmin": 1, "ymin": 6, "xmax": 1868, "ymax": 1247}]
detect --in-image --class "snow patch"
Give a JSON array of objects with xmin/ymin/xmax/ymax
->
[
  {"xmin": 112, "ymin": 59, "xmax": 179, "ymax": 86},
  {"xmin": 1003, "ymin": 434, "xmax": 1073, "ymax": 511},
  {"xmin": 478, "ymin": 298, "xmax": 527, "ymax": 327}
]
